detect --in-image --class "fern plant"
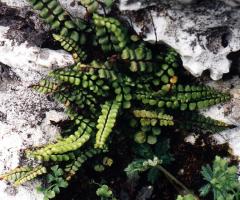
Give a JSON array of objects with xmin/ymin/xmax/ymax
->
[{"xmin": 0, "ymin": 0, "xmax": 234, "ymax": 199}]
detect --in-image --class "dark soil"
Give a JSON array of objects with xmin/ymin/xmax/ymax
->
[{"xmin": 55, "ymin": 131, "xmax": 233, "ymax": 200}]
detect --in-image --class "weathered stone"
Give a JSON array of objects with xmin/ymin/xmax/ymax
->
[
  {"xmin": 119, "ymin": 0, "xmax": 240, "ymax": 80},
  {"xmin": 0, "ymin": 2, "xmax": 72, "ymax": 200}
]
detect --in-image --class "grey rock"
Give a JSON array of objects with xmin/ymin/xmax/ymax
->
[
  {"xmin": 0, "ymin": 2, "xmax": 71, "ymax": 200},
  {"xmin": 119, "ymin": 0, "xmax": 240, "ymax": 80}
]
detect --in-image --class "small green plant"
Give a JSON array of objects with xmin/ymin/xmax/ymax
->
[
  {"xmin": 36, "ymin": 165, "xmax": 68, "ymax": 200},
  {"xmin": 124, "ymin": 156, "xmax": 162, "ymax": 179},
  {"xmin": 96, "ymin": 184, "xmax": 117, "ymax": 200},
  {"xmin": 200, "ymin": 156, "xmax": 240, "ymax": 200},
  {"xmin": 125, "ymin": 156, "xmax": 197, "ymax": 198}
]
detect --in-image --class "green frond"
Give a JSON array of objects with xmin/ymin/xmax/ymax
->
[
  {"xmin": 14, "ymin": 165, "xmax": 47, "ymax": 186},
  {"xmin": 133, "ymin": 110, "xmax": 174, "ymax": 126},
  {"xmin": 0, "ymin": 166, "xmax": 32, "ymax": 182},
  {"xmin": 31, "ymin": 79, "xmax": 59, "ymax": 94},
  {"xmin": 95, "ymin": 100, "xmax": 121, "ymax": 149},
  {"xmin": 53, "ymin": 89, "xmax": 96, "ymax": 112},
  {"xmin": 177, "ymin": 112, "xmax": 231, "ymax": 133},
  {"xmin": 27, "ymin": 0, "xmax": 88, "ymax": 43},
  {"xmin": 65, "ymin": 148, "xmax": 102, "ymax": 180},
  {"xmin": 37, "ymin": 152, "xmax": 76, "ymax": 162},
  {"xmin": 93, "ymin": 14, "xmax": 128, "ymax": 52},
  {"xmin": 49, "ymin": 67, "xmax": 85, "ymax": 86},
  {"xmin": 27, "ymin": 119, "xmax": 94, "ymax": 160},
  {"xmin": 136, "ymin": 84, "xmax": 230, "ymax": 111},
  {"xmin": 0, "ymin": 165, "xmax": 47, "ymax": 186},
  {"xmin": 53, "ymin": 34, "xmax": 87, "ymax": 63},
  {"xmin": 49, "ymin": 64, "xmax": 112, "ymax": 96}
]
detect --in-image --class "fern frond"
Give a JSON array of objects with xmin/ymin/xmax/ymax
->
[
  {"xmin": 93, "ymin": 14, "xmax": 128, "ymax": 52},
  {"xmin": 95, "ymin": 100, "xmax": 121, "ymax": 149},
  {"xmin": 27, "ymin": 119, "xmax": 94, "ymax": 159},
  {"xmin": 0, "ymin": 165, "xmax": 47, "ymax": 186},
  {"xmin": 136, "ymin": 85, "xmax": 230, "ymax": 111},
  {"xmin": 37, "ymin": 152, "xmax": 76, "ymax": 162},
  {"xmin": 49, "ymin": 64, "xmax": 111, "ymax": 96},
  {"xmin": 14, "ymin": 165, "xmax": 47, "ymax": 186},
  {"xmin": 177, "ymin": 112, "xmax": 231, "ymax": 133},
  {"xmin": 53, "ymin": 34, "xmax": 87, "ymax": 63},
  {"xmin": 65, "ymin": 148, "xmax": 102, "ymax": 180},
  {"xmin": 133, "ymin": 110, "xmax": 174, "ymax": 126},
  {"xmin": 31, "ymin": 79, "xmax": 59, "ymax": 94},
  {"xmin": 27, "ymin": 0, "xmax": 88, "ymax": 43},
  {"xmin": 0, "ymin": 166, "xmax": 31, "ymax": 182}
]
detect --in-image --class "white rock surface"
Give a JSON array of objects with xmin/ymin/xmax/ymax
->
[
  {"xmin": 4, "ymin": 0, "xmax": 240, "ymax": 80},
  {"xmin": 0, "ymin": 26, "xmax": 74, "ymax": 83},
  {"xmin": 200, "ymin": 77, "xmax": 240, "ymax": 158},
  {"xmin": 0, "ymin": 5, "xmax": 73, "ymax": 199},
  {"xmin": 119, "ymin": 0, "xmax": 240, "ymax": 80},
  {"xmin": 1, "ymin": 0, "xmax": 85, "ymax": 18}
]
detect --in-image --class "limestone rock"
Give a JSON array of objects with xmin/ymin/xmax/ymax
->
[
  {"xmin": 0, "ymin": 2, "xmax": 72, "ymax": 200},
  {"xmin": 199, "ymin": 76, "xmax": 240, "ymax": 158},
  {"xmin": 119, "ymin": 0, "xmax": 240, "ymax": 80}
]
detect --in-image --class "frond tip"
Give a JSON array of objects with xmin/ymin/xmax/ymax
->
[{"xmin": 0, "ymin": 165, "xmax": 47, "ymax": 186}]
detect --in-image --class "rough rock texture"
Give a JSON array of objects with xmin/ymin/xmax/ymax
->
[
  {"xmin": 0, "ymin": 0, "xmax": 240, "ymax": 200},
  {"xmin": 119, "ymin": 0, "xmax": 240, "ymax": 80},
  {"xmin": 3, "ymin": 1, "xmax": 240, "ymax": 80},
  {"xmin": 0, "ymin": 2, "xmax": 73, "ymax": 200},
  {"xmin": 201, "ymin": 77, "xmax": 240, "ymax": 156}
]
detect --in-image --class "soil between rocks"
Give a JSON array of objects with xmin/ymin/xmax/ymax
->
[{"xmin": 55, "ymin": 131, "xmax": 232, "ymax": 200}]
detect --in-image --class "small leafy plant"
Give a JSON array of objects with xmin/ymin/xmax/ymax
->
[
  {"xmin": 96, "ymin": 184, "xmax": 117, "ymax": 200},
  {"xmin": 36, "ymin": 165, "xmax": 68, "ymax": 200},
  {"xmin": 125, "ymin": 156, "xmax": 197, "ymax": 198},
  {"xmin": 200, "ymin": 156, "xmax": 240, "ymax": 200}
]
